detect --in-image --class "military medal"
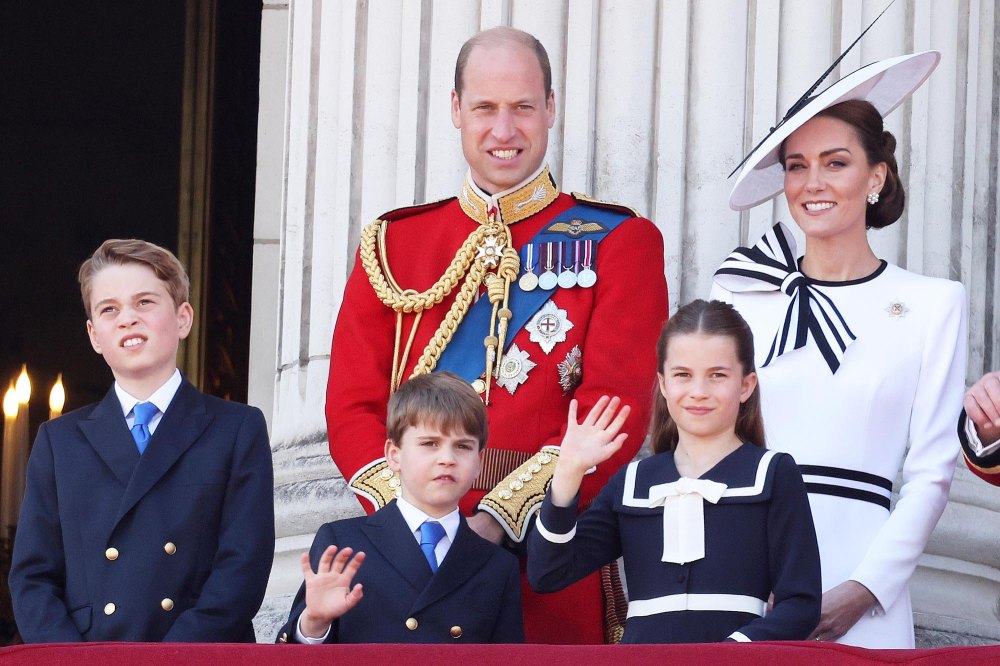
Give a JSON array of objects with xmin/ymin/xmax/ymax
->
[
  {"xmin": 556, "ymin": 345, "xmax": 583, "ymax": 394},
  {"xmin": 518, "ymin": 244, "xmax": 538, "ymax": 292},
  {"xmin": 526, "ymin": 299, "xmax": 574, "ymax": 353},
  {"xmin": 477, "ymin": 235, "xmax": 504, "ymax": 268},
  {"xmin": 538, "ymin": 242, "xmax": 558, "ymax": 290},
  {"xmin": 577, "ymin": 240, "xmax": 597, "ymax": 288},
  {"xmin": 557, "ymin": 241, "xmax": 577, "ymax": 289},
  {"xmin": 494, "ymin": 344, "xmax": 536, "ymax": 395}
]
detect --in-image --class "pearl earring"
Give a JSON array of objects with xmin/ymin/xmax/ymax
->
[{"xmin": 866, "ymin": 191, "xmax": 880, "ymax": 205}]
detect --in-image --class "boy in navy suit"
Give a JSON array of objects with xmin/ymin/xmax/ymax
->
[
  {"xmin": 277, "ymin": 372, "xmax": 523, "ymax": 643},
  {"xmin": 9, "ymin": 239, "xmax": 275, "ymax": 642}
]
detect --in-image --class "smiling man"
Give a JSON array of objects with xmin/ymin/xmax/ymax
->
[{"xmin": 325, "ymin": 26, "xmax": 668, "ymax": 644}]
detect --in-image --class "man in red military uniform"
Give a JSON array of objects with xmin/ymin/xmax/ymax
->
[
  {"xmin": 325, "ymin": 26, "xmax": 668, "ymax": 643},
  {"xmin": 961, "ymin": 370, "xmax": 1000, "ymax": 485}
]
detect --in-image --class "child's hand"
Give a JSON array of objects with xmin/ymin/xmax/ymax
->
[
  {"xmin": 299, "ymin": 545, "xmax": 366, "ymax": 638},
  {"xmin": 550, "ymin": 396, "xmax": 630, "ymax": 506}
]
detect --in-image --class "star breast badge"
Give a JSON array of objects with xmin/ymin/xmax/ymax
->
[
  {"xmin": 885, "ymin": 300, "xmax": 908, "ymax": 319},
  {"xmin": 556, "ymin": 345, "xmax": 583, "ymax": 394},
  {"xmin": 526, "ymin": 300, "xmax": 574, "ymax": 354},
  {"xmin": 494, "ymin": 344, "xmax": 536, "ymax": 395}
]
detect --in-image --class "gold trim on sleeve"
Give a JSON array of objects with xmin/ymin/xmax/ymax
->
[
  {"xmin": 348, "ymin": 458, "xmax": 400, "ymax": 509},
  {"xmin": 964, "ymin": 452, "xmax": 1000, "ymax": 476},
  {"xmin": 477, "ymin": 447, "xmax": 560, "ymax": 543}
]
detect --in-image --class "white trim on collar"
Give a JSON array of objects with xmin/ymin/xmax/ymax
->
[{"xmin": 621, "ymin": 450, "xmax": 779, "ymax": 507}]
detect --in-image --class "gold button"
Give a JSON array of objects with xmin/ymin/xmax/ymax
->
[
  {"xmin": 450, "ymin": 625, "xmax": 463, "ymax": 639},
  {"xmin": 472, "ymin": 379, "xmax": 486, "ymax": 394},
  {"xmin": 163, "ymin": 542, "xmax": 177, "ymax": 555},
  {"xmin": 105, "ymin": 547, "xmax": 119, "ymax": 561},
  {"xmin": 405, "ymin": 617, "xmax": 418, "ymax": 631},
  {"xmin": 104, "ymin": 603, "xmax": 116, "ymax": 616},
  {"xmin": 161, "ymin": 598, "xmax": 174, "ymax": 611},
  {"xmin": 279, "ymin": 632, "xmax": 288, "ymax": 643}
]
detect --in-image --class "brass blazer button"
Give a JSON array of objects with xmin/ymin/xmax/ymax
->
[
  {"xmin": 405, "ymin": 617, "xmax": 418, "ymax": 631},
  {"xmin": 163, "ymin": 542, "xmax": 177, "ymax": 555},
  {"xmin": 105, "ymin": 547, "xmax": 119, "ymax": 561},
  {"xmin": 161, "ymin": 598, "xmax": 175, "ymax": 611},
  {"xmin": 450, "ymin": 625, "xmax": 463, "ymax": 639},
  {"xmin": 104, "ymin": 603, "xmax": 116, "ymax": 616},
  {"xmin": 279, "ymin": 632, "xmax": 288, "ymax": 643}
]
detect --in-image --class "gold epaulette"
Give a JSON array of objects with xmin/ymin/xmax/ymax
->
[
  {"xmin": 570, "ymin": 192, "xmax": 640, "ymax": 218},
  {"xmin": 379, "ymin": 196, "xmax": 454, "ymax": 222},
  {"xmin": 477, "ymin": 447, "xmax": 560, "ymax": 543},
  {"xmin": 348, "ymin": 458, "xmax": 399, "ymax": 509}
]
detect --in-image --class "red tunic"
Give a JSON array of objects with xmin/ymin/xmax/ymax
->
[{"xmin": 326, "ymin": 181, "xmax": 668, "ymax": 643}]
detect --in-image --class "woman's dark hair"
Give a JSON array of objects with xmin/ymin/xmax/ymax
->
[
  {"xmin": 780, "ymin": 99, "xmax": 905, "ymax": 229},
  {"xmin": 648, "ymin": 299, "xmax": 765, "ymax": 455}
]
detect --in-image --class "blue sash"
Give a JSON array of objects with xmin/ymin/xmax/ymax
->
[{"xmin": 436, "ymin": 204, "xmax": 630, "ymax": 382}]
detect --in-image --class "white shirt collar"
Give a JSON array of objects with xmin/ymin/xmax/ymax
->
[
  {"xmin": 115, "ymin": 369, "xmax": 182, "ymax": 420},
  {"xmin": 394, "ymin": 496, "xmax": 460, "ymax": 545}
]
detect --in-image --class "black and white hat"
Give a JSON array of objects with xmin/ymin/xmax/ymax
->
[{"xmin": 729, "ymin": 51, "xmax": 940, "ymax": 211}]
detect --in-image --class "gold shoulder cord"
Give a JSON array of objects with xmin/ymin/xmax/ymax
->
[{"xmin": 359, "ymin": 210, "xmax": 519, "ymax": 398}]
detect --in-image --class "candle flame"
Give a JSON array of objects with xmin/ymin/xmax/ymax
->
[
  {"xmin": 3, "ymin": 384, "xmax": 17, "ymax": 418},
  {"xmin": 16, "ymin": 364, "xmax": 31, "ymax": 404},
  {"xmin": 50, "ymin": 373, "xmax": 66, "ymax": 414}
]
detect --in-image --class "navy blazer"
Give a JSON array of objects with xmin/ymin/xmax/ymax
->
[
  {"xmin": 529, "ymin": 445, "xmax": 821, "ymax": 643},
  {"xmin": 277, "ymin": 501, "xmax": 524, "ymax": 643},
  {"xmin": 9, "ymin": 379, "xmax": 275, "ymax": 643}
]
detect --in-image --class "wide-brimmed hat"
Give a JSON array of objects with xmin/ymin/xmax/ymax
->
[{"xmin": 729, "ymin": 50, "xmax": 940, "ymax": 211}]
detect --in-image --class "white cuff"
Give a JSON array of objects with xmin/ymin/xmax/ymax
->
[
  {"xmin": 967, "ymin": 414, "xmax": 1000, "ymax": 456},
  {"xmin": 535, "ymin": 516, "xmax": 576, "ymax": 543},
  {"xmin": 296, "ymin": 615, "xmax": 332, "ymax": 644},
  {"xmin": 729, "ymin": 631, "xmax": 751, "ymax": 642}
]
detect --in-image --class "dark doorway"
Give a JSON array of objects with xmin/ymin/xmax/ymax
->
[{"xmin": 0, "ymin": 0, "xmax": 261, "ymax": 644}]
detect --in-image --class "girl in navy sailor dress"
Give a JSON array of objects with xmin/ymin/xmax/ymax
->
[{"xmin": 527, "ymin": 300, "xmax": 821, "ymax": 643}]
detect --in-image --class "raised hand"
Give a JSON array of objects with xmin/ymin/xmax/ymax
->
[
  {"xmin": 965, "ymin": 371, "xmax": 1000, "ymax": 447},
  {"xmin": 299, "ymin": 545, "xmax": 366, "ymax": 638},
  {"xmin": 550, "ymin": 396, "xmax": 630, "ymax": 506}
]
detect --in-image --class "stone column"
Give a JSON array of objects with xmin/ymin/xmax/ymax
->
[{"xmin": 250, "ymin": 0, "xmax": 1000, "ymax": 644}]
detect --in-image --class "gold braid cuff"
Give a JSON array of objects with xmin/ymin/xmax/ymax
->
[
  {"xmin": 477, "ymin": 446, "xmax": 560, "ymax": 543},
  {"xmin": 964, "ymin": 452, "xmax": 1000, "ymax": 476},
  {"xmin": 348, "ymin": 458, "xmax": 400, "ymax": 509}
]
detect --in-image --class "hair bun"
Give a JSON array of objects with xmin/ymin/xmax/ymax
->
[{"xmin": 881, "ymin": 130, "xmax": 897, "ymax": 155}]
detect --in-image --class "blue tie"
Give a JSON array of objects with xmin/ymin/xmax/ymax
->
[
  {"xmin": 131, "ymin": 402, "xmax": 158, "ymax": 454},
  {"xmin": 419, "ymin": 521, "xmax": 446, "ymax": 573}
]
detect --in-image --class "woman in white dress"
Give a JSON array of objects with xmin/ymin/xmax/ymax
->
[{"xmin": 711, "ymin": 52, "xmax": 968, "ymax": 648}]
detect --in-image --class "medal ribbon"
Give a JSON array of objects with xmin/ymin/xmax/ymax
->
[
  {"xmin": 437, "ymin": 203, "xmax": 631, "ymax": 382},
  {"xmin": 522, "ymin": 243, "xmax": 535, "ymax": 273},
  {"xmin": 561, "ymin": 242, "xmax": 573, "ymax": 271},
  {"xmin": 713, "ymin": 222, "xmax": 856, "ymax": 374}
]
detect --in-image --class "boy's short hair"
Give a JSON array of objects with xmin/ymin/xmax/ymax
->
[
  {"xmin": 386, "ymin": 372, "xmax": 488, "ymax": 450},
  {"xmin": 78, "ymin": 239, "xmax": 191, "ymax": 316}
]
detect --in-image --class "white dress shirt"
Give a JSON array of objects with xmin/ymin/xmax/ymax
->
[
  {"xmin": 115, "ymin": 369, "xmax": 182, "ymax": 437},
  {"xmin": 965, "ymin": 414, "xmax": 1000, "ymax": 457}
]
